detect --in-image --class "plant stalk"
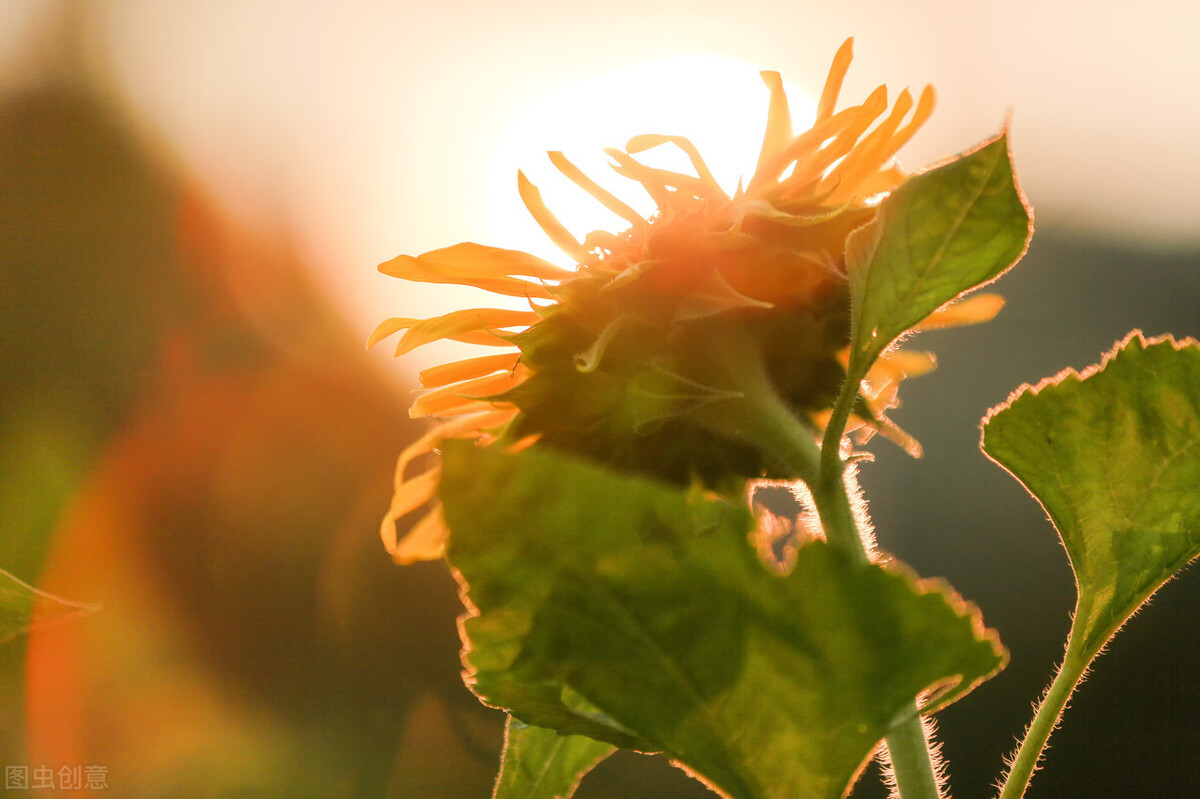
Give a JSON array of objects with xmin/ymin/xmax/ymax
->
[
  {"xmin": 712, "ymin": 347, "xmax": 943, "ymax": 799},
  {"xmin": 811, "ymin": 461, "xmax": 940, "ymax": 799},
  {"xmin": 810, "ymin": 373, "xmax": 941, "ymax": 799},
  {"xmin": 886, "ymin": 715, "xmax": 942, "ymax": 799},
  {"xmin": 997, "ymin": 601, "xmax": 1093, "ymax": 799}
]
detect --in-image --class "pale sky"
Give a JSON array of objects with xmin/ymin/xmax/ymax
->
[{"xmin": 4, "ymin": 0, "xmax": 1197, "ymax": 367}]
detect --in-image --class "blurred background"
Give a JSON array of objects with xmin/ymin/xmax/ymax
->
[{"xmin": 2, "ymin": 2, "xmax": 1198, "ymax": 797}]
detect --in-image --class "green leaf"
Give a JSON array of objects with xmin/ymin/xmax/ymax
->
[
  {"xmin": 440, "ymin": 443, "xmax": 1005, "ymax": 799},
  {"xmin": 845, "ymin": 131, "xmax": 1031, "ymax": 379},
  {"xmin": 1, "ymin": 568, "xmax": 97, "ymax": 646},
  {"xmin": 494, "ymin": 716, "xmax": 616, "ymax": 799},
  {"xmin": 982, "ymin": 332, "xmax": 1200, "ymax": 655}
]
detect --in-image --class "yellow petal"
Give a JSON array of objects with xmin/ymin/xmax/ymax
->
[{"xmin": 915, "ymin": 293, "xmax": 1006, "ymax": 331}]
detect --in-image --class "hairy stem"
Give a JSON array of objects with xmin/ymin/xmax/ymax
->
[
  {"xmin": 709, "ymin": 344, "xmax": 942, "ymax": 799},
  {"xmin": 886, "ymin": 716, "xmax": 942, "ymax": 799},
  {"xmin": 809, "ymin": 372, "xmax": 942, "ymax": 799},
  {"xmin": 997, "ymin": 601, "xmax": 1093, "ymax": 799}
]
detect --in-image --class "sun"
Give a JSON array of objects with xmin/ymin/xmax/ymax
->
[{"xmin": 484, "ymin": 55, "xmax": 817, "ymax": 267}]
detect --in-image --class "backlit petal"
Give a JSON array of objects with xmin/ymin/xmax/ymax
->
[
  {"xmin": 518, "ymin": 171, "xmax": 590, "ymax": 263},
  {"xmin": 916, "ymin": 293, "xmax": 1006, "ymax": 331},
  {"xmin": 418, "ymin": 352, "xmax": 521, "ymax": 388},
  {"xmin": 391, "ymin": 308, "xmax": 541, "ymax": 356},
  {"xmin": 816, "ymin": 38, "xmax": 854, "ymax": 122}
]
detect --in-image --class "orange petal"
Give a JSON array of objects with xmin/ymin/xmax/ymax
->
[
  {"xmin": 778, "ymin": 87, "xmax": 889, "ymax": 192},
  {"xmin": 368, "ymin": 316, "xmax": 414, "ymax": 349},
  {"xmin": 606, "ymin": 148, "xmax": 723, "ymax": 204},
  {"xmin": 880, "ymin": 84, "xmax": 936, "ymax": 163},
  {"xmin": 822, "ymin": 87, "xmax": 914, "ymax": 203},
  {"xmin": 816, "ymin": 38, "xmax": 855, "ymax": 122},
  {"xmin": 754, "ymin": 71, "xmax": 794, "ymax": 180},
  {"xmin": 797, "ymin": 86, "xmax": 889, "ymax": 184},
  {"xmin": 850, "ymin": 165, "xmax": 907, "ymax": 198},
  {"xmin": 828, "ymin": 85, "xmax": 936, "ymax": 206},
  {"xmin": 393, "ymin": 407, "xmax": 517, "ymax": 488},
  {"xmin": 381, "ymin": 467, "xmax": 441, "ymax": 552},
  {"xmin": 549, "ymin": 151, "xmax": 648, "ymax": 230},
  {"xmin": 379, "ymin": 242, "xmax": 571, "ymax": 294},
  {"xmin": 518, "ymin": 171, "xmax": 590, "ymax": 263},
  {"xmin": 391, "ymin": 308, "xmax": 540, "ymax": 356},
  {"xmin": 626, "ymin": 134, "xmax": 723, "ymax": 194},
  {"xmin": 872, "ymin": 349, "xmax": 937, "ymax": 384},
  {"xmin": 410, "ymin": 368, "xmax": 528, "ymax": 418},
  {"xmin": 386, "ymin": 505, "xmax": 449, "ymax": 564},
  {"xmin": 749, "ymin": 105, "xmax": 860, "ymax": 194},
  {"xmin": 418, "ymin": 352, "xmax": 521, "ymax": 388},
  {"xmin": 915, "ymin": 293, "xmax": 1006, "ymax": 331}
]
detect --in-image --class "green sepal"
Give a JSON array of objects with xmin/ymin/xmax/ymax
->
[{"xmin": 441, "ymin": 443, "xmax": 1005, "ymax": 799}]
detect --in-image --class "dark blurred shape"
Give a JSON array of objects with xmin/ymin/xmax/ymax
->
[
  {"xmin": 6, "ymin": 79, "xmax": 502, "ymax": 796},
  {"xmin": 0, "ymin": 81, "xmax": 177, "ymax": 767},
  {"xmin": 0, "ymin": 87, "xmax": 172, "ymax": 581}
]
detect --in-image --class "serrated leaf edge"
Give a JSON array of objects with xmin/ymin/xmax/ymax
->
[
  {"xmin": 980, "ymin": 330, "xmax": 1199, "ymax": 430},
  {"xmin": 879, "ymin": 559, "xmax": 1009, "ymax": 716}
]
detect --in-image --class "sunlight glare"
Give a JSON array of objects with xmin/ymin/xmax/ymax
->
[
  {"xmin": 485, "ymin": 55, "xmax": 817, "ymax": 267},
  {"xmin": 382, "ymin": 57, "xmax": 817, "ymax": 377}
]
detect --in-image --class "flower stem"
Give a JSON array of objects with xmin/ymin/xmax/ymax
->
[
  {"xmin": 810, "ymin": 460, "xmax": 941, "ymax": 799},
  {"xmin": 704, "ymin": 342, "xmax": 942, "ymax": 799},
  {"xmin": 997, "ymin": 601, "xmax": 1093, "ymax": 799},
  {"xmin": 809, "ymin": 371, "xmax": 941, "ymax": 799},
  {"xmin": 886, "ymin": 715, "xmax": 942, "ymax": 799}
]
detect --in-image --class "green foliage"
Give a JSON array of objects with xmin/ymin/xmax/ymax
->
[
  {"xmin": 494, "ymin": 717, "xmax": 616, "ymax": 799},
  {"xmin": 982, "ymin": 333, "xmax": 1200, "ymax": 655},
  {"xmin": 440, "ymin": 443, "xmax": 1004, "ymax": 799},
  {"xmin": 845, "ymin": 132, "xmax": 1031, "ymax": 380}
]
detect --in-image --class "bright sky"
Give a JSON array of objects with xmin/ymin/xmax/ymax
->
[{"xmin": 4, "ymin": 0, "xmax": 1198, "ymax": 372}]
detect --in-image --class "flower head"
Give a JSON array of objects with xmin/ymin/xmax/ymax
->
[{"xmin": 371, "ymin": 39, "xmax": 1003, "ymax": 563}]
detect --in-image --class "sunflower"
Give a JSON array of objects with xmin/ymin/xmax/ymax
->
[{"xmin": 370, "ymin": 38, "xmax": 1003, "ymax": 563}]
